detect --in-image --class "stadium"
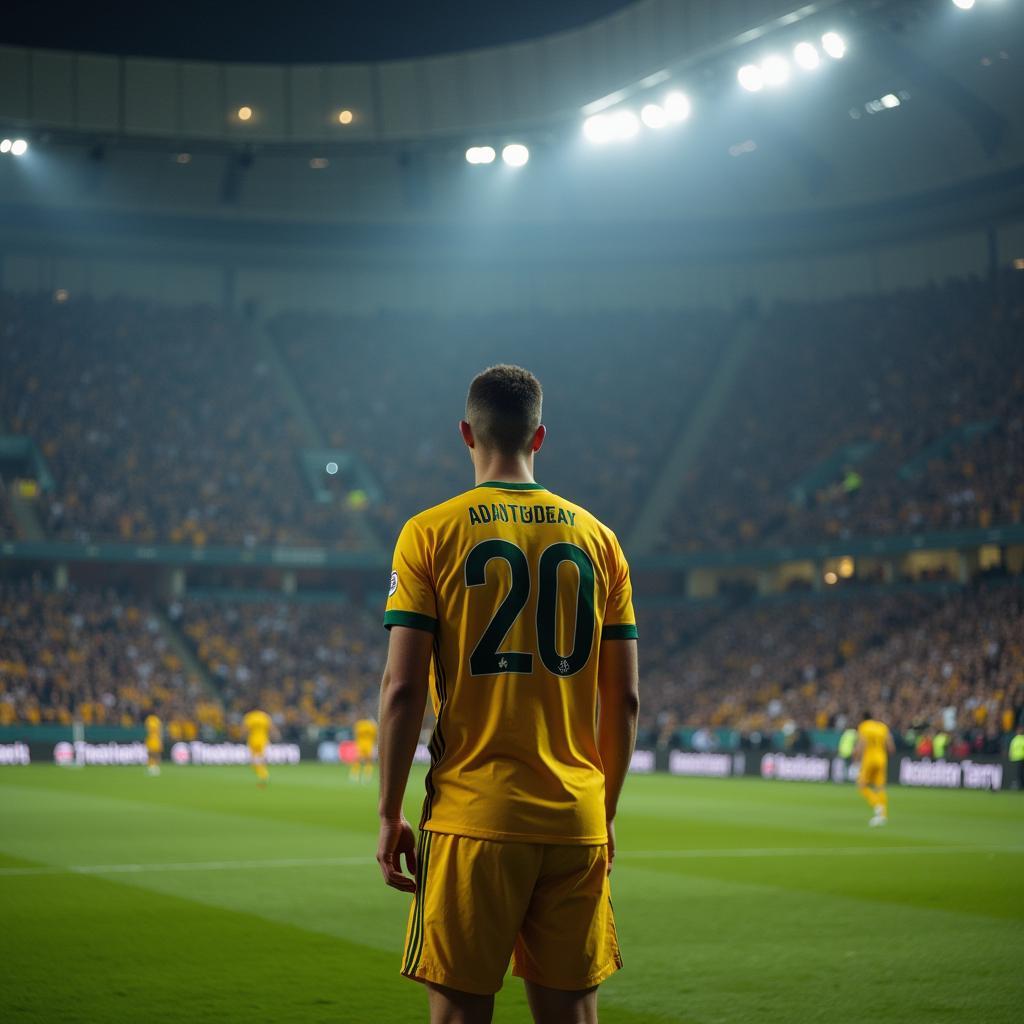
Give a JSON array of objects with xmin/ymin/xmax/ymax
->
[{"xmin": 1, "ymin": 0, "xmax": 1022, "ymax": 1021}]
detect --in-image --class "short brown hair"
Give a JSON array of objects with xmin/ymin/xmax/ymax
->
[{"xmin": 466, "ymin": 365, "xmax": 543, "ymax": 456}]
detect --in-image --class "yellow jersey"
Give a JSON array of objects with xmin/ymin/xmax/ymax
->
[
  {"xmin": 355, "ymin": 719, "xmax": 378, "ymax": 746},
  {"xmin": 858, "ymin": 719, "xmax": 891, "ymax": 761},
  {"xmin": 243, "ymin": 709, "xmax": 272, "ymax": 747},
  {"xmin": 384, "ymin": 480, "xmax": 637, "ymax": 845},
  {"xmin": 144, "ymin": 714, "xmax": 162, "ymax": 749}
]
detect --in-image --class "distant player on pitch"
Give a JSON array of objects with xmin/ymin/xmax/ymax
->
[
  {"xmin": 854, "ymin": 711, "xmax": 895, "ymax": 826},
  {"xmin": 243, "ymin": 708, "xmax": 275, "ymax": 787},
  {"xmin": 375, "ymin": 365, "xmax": 640, "ymax": 1024},
  {"xmin": 144, "ymin": 712, "xmax": 163, "ymax": 776},
  {"xmin": 351, "ymin": 716, "xmax": 378, "ymax": 783}
]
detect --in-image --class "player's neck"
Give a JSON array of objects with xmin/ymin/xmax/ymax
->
[{"xmin": 473, "ymin": 452, "xmax": 536, "ymax": 487}]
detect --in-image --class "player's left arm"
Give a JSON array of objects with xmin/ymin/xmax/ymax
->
[
  {"xmin": 852, "ymin": 737, "xmax": 865, "ymax": 762},
  {"xmin": 375, "ymin": 624, "xmax": 432, "ymax": 893},
  {"xmin": 886, "ymin": 728, "xmax": 895, "ymax": 755}
]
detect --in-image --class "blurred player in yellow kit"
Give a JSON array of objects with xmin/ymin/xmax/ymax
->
[
  {"xmin": 854, "ymin": 711, "xmax": 895, "ymax": 826},
  {"xmin": 243, "ymin": 708, "xmax": 275, "ymax": 786},
  {"xmin": 351, "ymin": 717, "xmax": 378, "ymax": 783},
  {"xmin": 144, "ymin": 713, "xmax": 162, "ymax": 776}
]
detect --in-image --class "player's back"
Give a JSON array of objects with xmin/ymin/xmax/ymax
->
[
  {"xmin": 858, "ymin": 719, "xmax": 890, "ymax": 758},
  {"xmin": 384, "ymin": 481, "xmax": 637, "ymax": 845}
]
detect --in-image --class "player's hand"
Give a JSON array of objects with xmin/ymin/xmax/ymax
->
[
  {"xmin": 377, "ymin": 815, "xmax": 418, "ymax": 893},
  {"xmin": 606, "ymin": 819, "xmax": 616, "ymax": 876}
]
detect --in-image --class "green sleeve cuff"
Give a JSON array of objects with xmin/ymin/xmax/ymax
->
[
  {"xmin": 384, "ymin": 610, "xmax": 438, "ymax": 634},
  {"xmin": 603, "ymin": 623, "xmax": 639, "ymax": 640}
]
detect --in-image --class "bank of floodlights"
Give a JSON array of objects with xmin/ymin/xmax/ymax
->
[
  {"xmin": 583, "ymin": 89, "xmax": 691, "ymax": 146},
  {"xmin": 1, "ymin": 138, "xmax": 29, "ymax": 156},
  {"xmin": 465, "ymin": 143, "xmax": 529, "ymax": 167},
  {"xmin": 738, "ymin": 32, "xmax": 845, "ymax": 92},
  {"xmin": 465, "ymin": 146, "xmax": 496, "ymax": 165}
]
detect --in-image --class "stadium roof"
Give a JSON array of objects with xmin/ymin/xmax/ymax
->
[
  {"xmin": 0, "ymin": 0, "xmax": 636, "ymax": 63},
  {"xmin": 1, "ymin": 0, "xmax": 1022, "ymax": 254}
]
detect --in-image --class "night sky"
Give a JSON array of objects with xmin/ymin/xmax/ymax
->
[{"xmin": 1, "ymin": 1, "xmax": 636, "ymax": 62}]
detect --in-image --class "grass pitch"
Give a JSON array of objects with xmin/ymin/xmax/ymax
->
[{"xmin": 2, "ymin": 766, "xmax": 1022, "ymax": 1024}]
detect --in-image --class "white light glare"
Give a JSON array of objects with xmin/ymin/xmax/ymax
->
[
  {"xmin": 11, "ymin": 139, "xmax": 28, "ymax": 157},
  {"xmin": 793, "ymin": 42, "xmax": 821, "ymax": 71},
  {"xmin": 583, "ymin": 115, "xmax": 612, "ymax": 143},
  {"xmin": 501, "ymin": 143, "xmax": 529, "ymax": 167},
  {"xmin": 0, "ymin": 139, "xmax": 11, "ymax": 154},
  {"xmin": 821, "ymin": 32, "xmax": 846, "ymax": 59},
  {"xmin": 952, "ymin": 0, "xmax": 975, "ymax": 9},
  {"xmin": 761, "ymin": 55, "xmax": 791, "ymax": 87},
  {"xmin": 663, "ymin": 91, "xmax": 691, "ymax": 123},
  {"xmin": 610, "ymin": 109, "xmax": 640, "ymax": 141},
  {"xmin": 584, "ymin": 107, "xmax": 644, "ymax": 144},
  {"xmin": 738, "ymin": 64, "xmax": 764, "ymax": 92},
  {"xmin": 881, "ymin": 93, "xmax": 901, "ymax": 109},
  {"xmin": 325, "ymin": 461, "xmax": 339, "ymax": 475},
  {"xmin": 465, "ymin": 146, "xmax": 496, "ymax": 165},
  {"xmin": 640, "ymin": 104, "xmax": 667, "ymax": 129}
]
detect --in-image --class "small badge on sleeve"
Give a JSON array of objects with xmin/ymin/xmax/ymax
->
[{"xmin": 389, "ymin": 570, "xmax": 399, "ymax": 597}]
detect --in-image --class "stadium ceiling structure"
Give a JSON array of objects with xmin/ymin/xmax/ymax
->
[{"xmin": 0, "ymin": 0, "xmax": 1022, "ymax": 247}]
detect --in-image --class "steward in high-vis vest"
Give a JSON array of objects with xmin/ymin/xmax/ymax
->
[{"xmin": 1009, "ymin": 727, "xmax": 1024, "ymax": 791}]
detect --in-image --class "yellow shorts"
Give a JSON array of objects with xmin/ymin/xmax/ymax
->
[
  {"xmin": 356, "ymin": 741, "xmax": 375, "ymax": 760},
  {"xmin": 859, "ymin": 756, "xmax": 887, "ymax": 789},
  {"xmin": 248, "ymin": 740, "xmax": 267, "ymax": 759},
  {"xmin": 401, "ymin": 832, "xmax": 621, "ymax": 996},
  {"xmin": 145, "ymin": 742, "xmax": 162, "ymax": 756}
]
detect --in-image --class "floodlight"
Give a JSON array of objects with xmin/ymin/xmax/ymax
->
[
  {"xmin": 338, "ymin": 109, "xmax": 354, "ymax": 125},
  {"xmin": 738, "ymin": 64, "xmax": 764, "ymax": 92},
  {"xmin": 583, "ymin": 115, "xmax": 611, "ymax": 143},
  {"xmin": 793, "ymin": 42, "xmax": 821, "ymax": 70},
  {"xmin": 501, "ymin": 143, "xmax": 529, "ymax": 167},
  {"xmin": 0, "ymin": 139, "xmax": 11, "ymax": 154},
  {"xmin": 609, "ymin": 109, "xmax": 640, "ymax": 141},
  {"xmin": 465, "ymin": 146, "xmax": 496, "ymax": 165},
  {"xmin": 761, "ymin": 55, "xmax": 791, "ymax": 87},
  {"xmin": 11, "ymin": 139, "xmax": 28, "ymax": 157},
  {"xmin": 237, "ymin": 106, "xmax": 253, "ymax": 121},
  {"xmin": 640, "ymin": 104, "xmax": 667, "ymax": 129},
  {"xmin": 880, "ymin": 93, "xmax": 900, "ymax": 109},
  {"xmin": 952, "ymin": 0, "xmax": 975, "ymax": 9},
  {"xmin": 663, "ymin": 91, "xmax": 691, "ymax": 122},
  {"xmin": 821, "ymin": 32, "xmax": 846, "ymax": 59},
  {"xmin": 326, "ymin": 462, "xmax": 339, "ymax": 475}
]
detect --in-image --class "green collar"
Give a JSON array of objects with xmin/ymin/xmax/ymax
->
[{"xmin": 478, "ymin": 480, "xmax": 545, "ymax": 491}]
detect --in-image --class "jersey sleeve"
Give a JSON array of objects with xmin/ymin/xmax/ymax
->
[
  {"xmin": 383, "ymin": 518, "xmax": 438, "ymax": 634},
  {"xmin": 602, "ymin": 535, "xmax": 638, "ymax": 640}
]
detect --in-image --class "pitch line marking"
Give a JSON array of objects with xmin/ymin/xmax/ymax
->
[
  {"xmin": 0, "ymin": 845, "xmax": 1019, "ymax": 878},
  {"xmin": 618, "ymin": 844, "xmax": 1021, "ymax": 860}
]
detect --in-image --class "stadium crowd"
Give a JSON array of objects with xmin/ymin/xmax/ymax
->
[
  {"xmin": 175, "ymin": 597, "xmax": 385, "ymax": 740},
  {"xmin": 2, "ymin": 578, "xmax": 1021, "ymax": 762},
  {"xmin": 0, "ymin": 583, "xmax": 217, "ymax": 735},
  {"xmin": 1, "ymin": 278, "xmax": 1020, "ymax": 556},
  {"xmin": 640, "ymin": 583, "xmax": 1024, "ymax": 754},
  {"xmin": 663, "ymin": 274, "xmax": 1024, "ymax": 551},
  {"xmin": 275, "ymin": 309, "xmax": 726, "ymax": 537},
  {"xmin": 0, "ymin": 294, "xmax": 362, "ymax": 550}
]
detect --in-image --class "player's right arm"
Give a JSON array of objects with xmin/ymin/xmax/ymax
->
[
  {"xmin": 377, "ymin": 518, "xmax": 438, "ymax": 894},
  {"xmin": 597, "ymin": 636, "xmax": 640, "ymax": 875}
]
